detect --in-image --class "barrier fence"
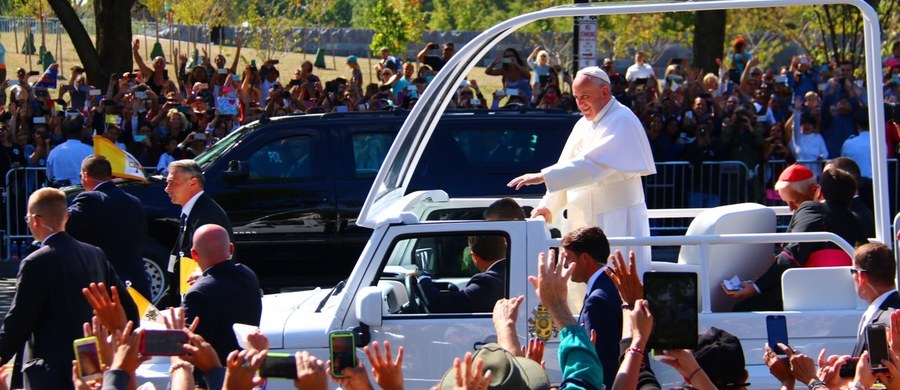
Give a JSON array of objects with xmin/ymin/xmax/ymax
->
[
  {"xmin": 2, "ymin": 167, "xmax": 48, "ymax": 261},
  {"xmin": 1, "ymin": 160, "xmax": 897, "ymax": 260}
]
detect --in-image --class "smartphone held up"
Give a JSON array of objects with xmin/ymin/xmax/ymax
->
[
  {"xmin": 329, "ymin": 330, "xmax": 357, "ymax": 378},
  {"xmin": 73, "ymin": 337, "xmax": 103, "ymax": 382}
]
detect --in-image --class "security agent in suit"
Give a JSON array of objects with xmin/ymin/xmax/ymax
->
[
  {"xmin": 851, "ymin": 243, "xmax": 900, "ymax": 356},
  {"xmin": 0, "ymin": 188, "xmax": 138, "ymax": 390},
  {"xmin": 183, "ymin": 224, "xmax": 262, "ymax": 368},
  {"xmin": 561, "ymin": 226, "xmax": 621, "ymax": 390},
  {"xmin": 733, "ymin": 168, "xmax": 869, "ymax": 311},
  {"xmin": 67, "ymin": 155, "xmax": 151, "ymax": 298},
  {"xmin": 417, "ymin": 235, "xmax": 507, "ymax": 313},
  {"xmin": 159, "ymin": 159, "xmax": 234, "ymax": 309}
]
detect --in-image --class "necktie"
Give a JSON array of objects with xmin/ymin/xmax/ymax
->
[
  {"xmin": 167, "ymin": 214, "xmax": 188, "ymax": 273},
  {"xmin": 175, "ymin": 213, "xmax": 187, "ymax": 257}
]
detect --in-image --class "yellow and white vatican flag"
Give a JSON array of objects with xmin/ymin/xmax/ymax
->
[
  {"xmin": 126, "ymin": 286, "xmax": 163, "ymax": 324},
  {"xmin": 92, "ymin": 135, "xmax": 148, "ymax": 182}
]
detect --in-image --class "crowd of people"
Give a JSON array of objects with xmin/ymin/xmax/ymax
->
[
  {"xmin": 0, "ymin": 37, "xmax": 893, "ymax": 185},
  {"xmin": 0, "ymin": 33, "xmax": 898, "ymax": 389}
]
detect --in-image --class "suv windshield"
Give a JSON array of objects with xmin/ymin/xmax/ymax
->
[{"xmin": 194, "ymin": 122, "xmax": 255, "ymax": 169}]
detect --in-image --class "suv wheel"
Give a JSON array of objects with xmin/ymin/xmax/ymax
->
[{"xmin": 144, "ymin": 257, "xmax": 166, "ymax": 304}]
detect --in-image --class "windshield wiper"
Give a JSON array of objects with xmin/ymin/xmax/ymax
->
[{"xmin": 315, "ymin": 279, "xmax": 346, "ymax": 313}]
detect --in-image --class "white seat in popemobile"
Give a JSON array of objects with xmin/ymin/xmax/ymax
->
[
  {"xmin": 677, "ymin": 203, "xmax": 776, "ymax": 312},
  {"xmin": 782, "ymin": 267, "xmax": 865, "ymax": 311}
]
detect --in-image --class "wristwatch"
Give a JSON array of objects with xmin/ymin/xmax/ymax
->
[{"xmin": 807, "ymin": 379, "xmax": 828, "ymax": 390}]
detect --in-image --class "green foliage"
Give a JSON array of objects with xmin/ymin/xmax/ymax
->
[
  {"xmin": 236, "ymin": 0, "xmax": 303, "ymax": 61},
  {"xmin": 366, "ymin": 0, "xmax": 422, "ymax": 54}
]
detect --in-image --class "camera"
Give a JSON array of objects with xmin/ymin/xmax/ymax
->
[{"xmin": 429, "ymin": 43, "xmax": 439, "ymax": 50}]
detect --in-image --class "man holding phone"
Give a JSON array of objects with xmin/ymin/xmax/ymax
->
[{"xmin": 416, "ymin": 42, "xmax": 455, "ymax": 72}]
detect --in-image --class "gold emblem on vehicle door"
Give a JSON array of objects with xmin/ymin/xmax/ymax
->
[{"xmin": 528, "ymin": 304, "xmax": 557, "ymax": 341}]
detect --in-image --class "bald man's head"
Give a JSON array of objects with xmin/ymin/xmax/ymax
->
[{"xmin": 191, "ymin": 224, "xmax": 233, "ymax": 270}]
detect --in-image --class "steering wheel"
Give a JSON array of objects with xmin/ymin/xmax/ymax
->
[{"xmin": 404, "ymin": 273, "xmax": 431, "ymax": 314}]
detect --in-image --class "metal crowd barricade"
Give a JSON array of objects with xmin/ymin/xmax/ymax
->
[
  {"xmin": 643, "ymin": 161, "xmax": 692, "ymax": 232},
  {"xmin": 2, "ymin": 167, "xmax": 48, "ymax": 261},
  {"xmin": 643, "ymin": 161, "xmax": 752, "ymax": 233}
]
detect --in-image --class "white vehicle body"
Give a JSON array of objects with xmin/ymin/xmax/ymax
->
[{"xmin": 260, "ymin": 1, "xmax": 893, "ymax": 389}]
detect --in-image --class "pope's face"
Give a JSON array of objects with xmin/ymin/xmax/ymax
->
[{"xmin": 572, "ymin": 75, "xmax": 610, "ymax": 121}]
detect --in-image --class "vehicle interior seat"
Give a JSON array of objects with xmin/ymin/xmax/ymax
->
[
  {"xmin": 676, "ymin": 203, "xmax": 776, "ymax": 312},
  {"xmin": 782, "ymin": 266, "xmax": 865, "ymax": 311}
]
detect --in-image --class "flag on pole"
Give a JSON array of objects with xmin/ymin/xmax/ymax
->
[
  {"xmin": 126, "ymin": 286, "xmax": 163, "ymax": 323},
  {"xmin": 93, "ymin": 135, "xmax": 148, "ymax": 182},
  {"xmin": 32, "ymin": 63, "xmax": 58, "ymax": 89}
]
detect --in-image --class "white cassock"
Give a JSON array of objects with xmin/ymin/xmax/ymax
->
[{"xmin": 539, "ymin": 97, "xmax": 656, "ymax": 278}]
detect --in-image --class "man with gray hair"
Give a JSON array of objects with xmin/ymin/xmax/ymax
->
[
  {"xmin": 158, "ymin": 159, "xmax": 233, "ymax": 308},
  {"xmin": 507, "ymin": 66, "xmax": 656, "ymax": 279}
]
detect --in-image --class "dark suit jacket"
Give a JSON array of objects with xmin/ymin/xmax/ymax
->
[
  {"xmin": 850, "ymin": 196, "xmax": 876, "ymax": 239},
  {"xmin": 0, "ymin": 233, "xmax": 139, "ymax": 390},
  {"xmin": 852, "ymin": 291, "xmax": 900, "ymax": 356},
  {"xmin": 184, "ymin": 260, "xmax": 262, "ymax": 365},
  {"xmin": 578, "ymin": 269, "xmax": 622, "ymax": 390},
  {"xmin": 160, "ymin": 192, "xmax": 235, "ymax": 308},
  {"xmin": 68, "ymin": 181, "xmax": 151, "ymax": 298},
  {"xmin": 173, "ymin": 192, "xmax": 234, "ymax": 258},
  {"xmin": 419, "ymin": 260, "xmax": 507, "ymax": 313},
  {"xmin": 756, "ymin": 200, "xmax": 869, "ymax": 293}
]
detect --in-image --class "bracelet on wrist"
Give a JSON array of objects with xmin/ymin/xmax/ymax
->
[
  {"xmin": 686, "ymin": 367, "xmax": 703, "ymax": 384},
  {"xmin": 621, "ymin": 302, "xmax": 634, "ymax": 310},
  {"xmin": 807, "ymin": 379, "xmax": 827, "ymax": 390},
  {"xmin": 848, "ymin": 381, "xmax": 865, "ymax": 390}
]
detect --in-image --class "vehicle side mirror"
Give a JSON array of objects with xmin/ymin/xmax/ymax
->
[
  {"xmin": 222, "ymin": 160, "xmax": 248, "ymax": 184},
  {"xmin": 355, "ymin": 286, "xmax": 383, "ymax": 328}
]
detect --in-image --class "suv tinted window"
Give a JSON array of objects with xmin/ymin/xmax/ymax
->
[
  {"xmin": 247, "ymin": 136, "xmax": 312, "ymax": 180},
  {"xmin": 451, "ymin": 129, "xmax": 540, "ymax": 164},
  {"xmin": 352, "ymin": 133, "xmax": 394, "ymax": 177}
]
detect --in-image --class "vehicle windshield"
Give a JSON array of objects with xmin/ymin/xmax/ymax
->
[{"xmin": 194, "ymin": 122, "xmax": 255, "ymax": 169}]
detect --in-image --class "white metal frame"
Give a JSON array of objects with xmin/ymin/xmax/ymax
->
[{"xmin": 359, "ymin": 0, "xmax": 889, "ymax": 253}]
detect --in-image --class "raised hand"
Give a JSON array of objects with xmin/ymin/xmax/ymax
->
[
  {"xmin": 606, "ymin": 250, "xmax": 643, "ymax": 306},
  {"xmin": 294, "ymin": 351, "xmax": 329, "ymax": 390},
  {"xmin": 82, "ymin": 282, "xmax": 127, "ymax": 331},
  {"xmin": 364, "ymin": 341, "xmax": 404, "ymax": 390},
  {"xmin": 224, "ymin": 348, "xmax": 267, "ymax": 390},
  {"xmin": 451, "ymin": 352, "xmax": 491, "ymax": 390}
]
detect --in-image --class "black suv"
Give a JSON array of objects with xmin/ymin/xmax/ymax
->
[{"xmin": 81, "ymin": 110, "xmax": 577, "ymax": 301}]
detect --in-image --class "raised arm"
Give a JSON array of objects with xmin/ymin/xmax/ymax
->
[
  {"xmin": 417, "ymin": 43, "xmax": 433, "ymax": 63},
  {"xmin": 229, "ymin": 36, "xmax": 242, "ymax": 75},
  {"xmin": 132, "ymin": 39, "xmax": 153, "ymax": 80}
]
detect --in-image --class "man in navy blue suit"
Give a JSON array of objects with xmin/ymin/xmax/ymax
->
[
  {"xmin": 183, "ymin": 224, "xmax": 261, "ymax": 368},
  {"xmin": 418, "ymin": 234, "xmax": 507, "ymax": 313},
  {"xmin": 562, "ymin": 226, "xmax": 620, "ymax": 390},
  {"xmin": 158, "ymin": 159, "xmax": 233, "ymax": 308},
  {"xmin": 67, "ymin": 155, "xmax": 151, "ymax": 299},
  {"xmin": 0, "ymin": 188, "xmax": 138, "ymax": 389}
]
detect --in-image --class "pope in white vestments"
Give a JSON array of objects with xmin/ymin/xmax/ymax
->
[{"xmin": 509, "ymin": 66, "xmax": 656, "ymax": 278}]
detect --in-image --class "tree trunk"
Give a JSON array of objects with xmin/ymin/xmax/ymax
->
[
  {"xmin": 47, "ymin": 0, "xmax": 134, "ymax": 92},
  {"xmin": 692, "ymin": 10, "xmax": 726, "ymax": 74}
]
